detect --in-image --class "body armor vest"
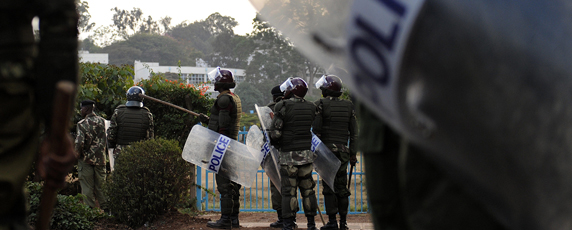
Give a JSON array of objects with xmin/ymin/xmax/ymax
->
[
  {"xmin": 116, "ymin": 106, "xmax": 151, "ymax": 145},
  {"xmin": 318, "ymin": 98, "xmax": 353, "ymax": 145},
  {"xmin": 208, "ymin": 92, "xmax": 242, "ymax": 140},
  {"xmin": 279, "ymin": 99, "xmax": 316, "ymax": 152}
]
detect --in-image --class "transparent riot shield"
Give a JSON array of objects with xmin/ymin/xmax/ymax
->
[
  {"xmin": 246, "ymin": 125, "xmax": 281, "ymax": 193},
  {"xmin": 182, "ymin": 125, "xmax": 260, "ymax": 188},
  {"xmin": 255, "ymin": 104, "xmax": 340, "ymax": 192},
  {"xmin": 310, "ymin": 133, "xmax": 341, "ymax": 192}
]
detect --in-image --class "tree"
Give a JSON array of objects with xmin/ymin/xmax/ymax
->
[
  {"xmin": 77, "ymin": 1, "xmax": 95, "ymax": 33},
  {"xmin": 101, "ymin": 33, "xmax": 192, "ymax": 66},
  {"xmin": 235, "ymin": 81, "xmax": 266, "ymax": 112},
  {"xmin": 111, "ymin": 7, "xmax": 171, "ymax": 39}
]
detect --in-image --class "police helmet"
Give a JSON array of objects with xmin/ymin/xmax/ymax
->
[
  {"xmin": 280, "ymin": 77, "xmax": 308, "ymax": 99},
  {"xmin": 208, "ymin": 67, "xmax": 236, "ymax": 91},
  {"xmin": 315, "ymin": 74, "xmax": 342, "ymax": 97},
  {"xmin": 126, "ymin": 86, "xmax": 145, "ymax": 107}
]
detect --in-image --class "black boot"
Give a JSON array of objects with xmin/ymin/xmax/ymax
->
[
  {"xmin": 307, "ymin": 216, "xmax": 317, "ymax": 230},
  {"xmin": 320, "ymin": 215, "xmax": 338, "ymax": 230},
  {"xmin": 338, "ymin": 215, "xmax": 348, "ymax": 230},
  {"xmin": 270, "ymin": 212, "xmax": 284, "ymax": 228},
  {"xmin": 282, "ymin": 217, "xmax": 296, "ymax": 230},
  {"xmin": 231, "ymin": 214, "xmax": 240, "ymax": 228},
  {"xmin": 207, "ymin": 215, "xmax": 232, "ymax": 229}
]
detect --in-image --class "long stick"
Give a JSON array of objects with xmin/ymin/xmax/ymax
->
[
  {"xmin": 348, "ymin": 164, "xmax": 354, "ymax": 189},
  {"xmin": 139, "ymin": 93, "xmax": 208, "ymax": 118},
  {"xmin": 317, "ymin": 203, "xmax": 326, "ymax": 226},
  {"xmin": 36, "ymin": 81, "xmax": 76, "ymax": 230}
]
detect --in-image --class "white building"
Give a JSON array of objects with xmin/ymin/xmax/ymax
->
[
  {"xmin": 134, "ymin": 61, "xmax": 246, "ymax": 97},
  {"xmin": 78, "ymin": 51, "xmax": 108, "ymax": 64}
]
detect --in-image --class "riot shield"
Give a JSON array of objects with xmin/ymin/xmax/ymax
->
[
  {"xmin": 246, "ymin": 125, "xmax": 281, "ymax": 193},
  {"xmin": 255, "ymin": 104, "xmax": 340, "ymax": 192},
  {"xmin": 310, "ymin": 133, "xmax": 341, "ymax": 192},
  {"xmin": 182, "ymin": 125, "xmax": 260, "ymax": 188}
]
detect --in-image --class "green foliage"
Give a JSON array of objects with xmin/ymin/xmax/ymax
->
[
  {"xmin": 27, "ymin": 182, "xmax": 104, "ymax": 230},
  {"xmin": 235, "ymin": 81, "xmax": 267, "ymax": 112},
  {"xmin": 102, "ymin": 33, "xmax": 193, "ymax": 66},
  {"xmin": 240, "ymin": 113, "xmax": 261, "ymax": 128},
  {"xmin": 77, "ymin": 62, "xmax": 134, "ymax": 120},
  {"xmin": 104, "ymin": 138, "xmax": 192, "ymax": 228},
  {"xmin": 137, "ymin": 75, "xmax": 212, "ymax": 147}
]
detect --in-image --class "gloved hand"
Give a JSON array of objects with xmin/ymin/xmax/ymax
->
[
  {"xmin": 199, "ymin": 113, "xmax": 210, "ymax": 124},
  {"xmin": 350, "ymin": 155, "xmax": 358, "ymax": 167}
]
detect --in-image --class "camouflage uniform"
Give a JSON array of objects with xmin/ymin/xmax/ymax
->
[
  {"xmin": 107, "ymin": 105, "xmax": 154, "ymax": 160},
  {"xmin": 75, "ymin": 112, "xmax": 108, "ymax": 209},
  {"xmin": 269, "ymin": 97, "xmax": 317, "ymax": 223},
  {"xmin": 0, "ymin": 0, "xmax": 78, "ymax": 229},
  {"xmin": 313, "ymin": 96, "xmax": 358, "ymax": 229}
]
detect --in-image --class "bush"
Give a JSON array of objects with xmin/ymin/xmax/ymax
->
[
  {"xmin": 138, "ymin": 75, "xmax": 213, "ymax": 149},
  {"xmin": 104, "ymin": 138, "xmax": 192, "ymax": 228},
  {"xmin": 27, "ymin": 182, "xmax": 104, "ymax": 230}
]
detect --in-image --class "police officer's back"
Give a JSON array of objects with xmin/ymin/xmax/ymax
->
[
  {"xmin": 107, "ymin": 86, "xmax": 154, "ymax": 160},
  {"xmin": 312, "ymin": 75, "xmax": 357, "ymax": 230},
  {"xmin": 269, "ymin": 77, "xmax": 318, "ymax": 230}
]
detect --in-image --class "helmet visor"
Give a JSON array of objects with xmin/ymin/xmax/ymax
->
[
  {"xmin": 207, "ymin": 67, "xmax": 222, "ymax": 82},
  {"xmin": 279, "ymin": 78, "xmax": 294, "ymax": 92},
  {"xmin": 315, "ymin": 75, "xmax": 328, "ymax": 89}
]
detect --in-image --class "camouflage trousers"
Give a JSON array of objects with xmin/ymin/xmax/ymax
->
[
  {"xmin": 0, "ymin": 81, "xmax": 37, "ymax": 230},
  {"xmin": 78, "ymin": 160, "xmax": 107, "ymax": 209},
  {"xmin": 280, "ymin": 163, "xmax": 317, "ymax": 219},
  {"xmin": 322, "ymin": 147, "xmax": 351, "ymax": 216},
  {"xmin": 216, "ymin": 174, "xmax": 241, "ymax": 216}
]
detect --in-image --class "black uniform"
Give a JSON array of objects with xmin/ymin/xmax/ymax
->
[
  {"xmin": 312, "ymin": 96, "xmax": 357, "ymax": 227},
  {"xmin": 107, "ymin": 105, "xmax": 154, "ymax": 160},
  {"xmin": 208, "ymin": 90, "xmax": 242, "ymax": 224}
]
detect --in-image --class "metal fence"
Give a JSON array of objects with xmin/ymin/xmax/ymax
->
[{"xmin": 195, "ymin": 127, "xmax": 368, "ymax": 214}]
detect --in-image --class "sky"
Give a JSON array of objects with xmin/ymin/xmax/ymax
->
[{"xmin": 82, "ymin": 0, "xmax": 259, "ymax": 38}]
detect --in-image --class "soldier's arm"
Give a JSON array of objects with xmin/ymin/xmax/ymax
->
[
  {"xmin": 270, "ymin": 102, "xmax": 285, "ymax": 140},
  {"xmin": 312, "ymin": 100, "xmax": 323, "ymax": 137},
  {"xmin": 216, "ymin": 95, "xmax": 234, "ymax": 136},
  {"xmin": 107, "ymin": 111, "xmax": 118, "ymax": 148},
  {"xmin": 148, "ymin": 112, "xmax": 154, "ymax": 139},
  {"xmin": 74, "ymin": 123, "xmax": 84, "ymax": 159}
]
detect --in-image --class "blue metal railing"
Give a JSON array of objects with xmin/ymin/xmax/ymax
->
[{"xmin": 195, "ymin": 126, "xmax": 368, "ymax": 213}]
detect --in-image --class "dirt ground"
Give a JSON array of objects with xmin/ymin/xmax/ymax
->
[{"xmin": 94, "ymin": 211, "xmax": 372, "ymax": 230}]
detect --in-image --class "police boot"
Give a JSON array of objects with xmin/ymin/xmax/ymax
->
[
  {"xmin": 231, "ymin": 214, "xmax": 240, "ymax": 228},
  {"xmin": 207, "ymin": 215, "xmax": 232, "ymax": 229},
  {"xmin": 320, "ymin": 214, "xmax": 339, "ymax": 230},
  {"xmin": 306, "ymin": 216, "xmax": 318, "ymax": 230},
  {"xmin": 270, "ymin": 212, "xmax": 284, "ymax": 228},
  {"xmin": 338, "ymin": 215, "xmax": 348, "ymax": 230},
  {"xmin": 282, "ymin": 217, "xmax": 296, "ymax": 230}
]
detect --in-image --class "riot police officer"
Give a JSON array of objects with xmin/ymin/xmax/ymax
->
[
  {"xmin": 201, "ymin": 67, "xmax": 243, "ymax": 229},
  {"xmin": 312, "ymin": 75, "xmax": 357, "ymax": 230},
  {"xmin": 266, "ymin": 85, "xmax": 288, "ymax": 228},
  {"xmin": 269, "ymin": 77, "xmax": 318, "ymax": 230},
  {"xmin": 107, "ymin": 86, "xmax": 154, "ymax": 160},
  {"xmin": 0, "ymin": 0, "xmax": 78, "ymax": 228}
]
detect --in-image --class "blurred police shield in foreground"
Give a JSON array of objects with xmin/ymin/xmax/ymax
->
[{"xmin": 250, "ymin": 0, "xmax": 572, "ymax": 229}]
